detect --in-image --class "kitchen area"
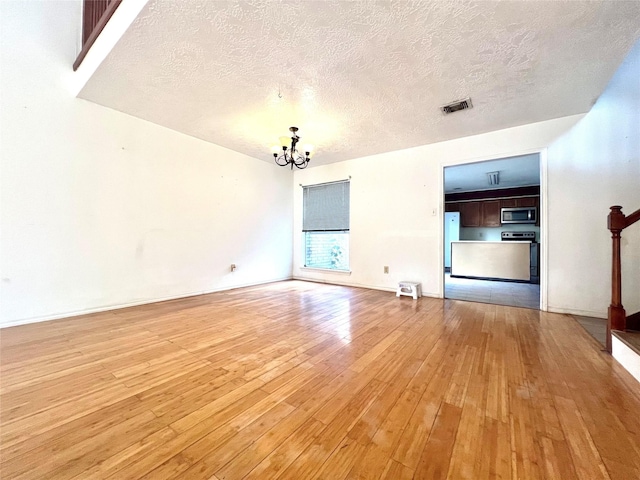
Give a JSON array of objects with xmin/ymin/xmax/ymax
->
[{"xmin": 444, "ymin": 155, "xmax": 541, "ymax": 309}]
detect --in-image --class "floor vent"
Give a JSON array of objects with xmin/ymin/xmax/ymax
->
[{"xmin": 441, "ymin": 98, "xmax": 473, "ymax": 115}]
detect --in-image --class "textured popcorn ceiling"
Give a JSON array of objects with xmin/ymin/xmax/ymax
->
[{"xmin": 79, "ymin": 0, "xmax": 640, "ymax": 166}]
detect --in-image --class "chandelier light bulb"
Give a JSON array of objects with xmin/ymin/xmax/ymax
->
[{"xmin": 279, "ymin": 136, "xmax": 290, "ymax": 148}]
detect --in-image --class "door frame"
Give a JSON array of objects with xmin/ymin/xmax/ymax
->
[{"xmin": 439, "ymin": 148, "xmax": 548, "ymax": 311}]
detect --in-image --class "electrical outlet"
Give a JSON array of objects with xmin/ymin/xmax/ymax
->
[{"xmin": 384, "ymin": 266, "xmax": 389, "ymax": 274}]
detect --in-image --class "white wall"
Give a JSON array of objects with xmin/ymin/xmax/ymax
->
[
  {"xmin": 292, "ymin": 40, "xmax": 640, "ymax": 319},
  {"xmin": 0, "ymin": 1, "xmax": 293, "ymax": 328},
  {"xmin": 547, "ymin": 41, "xmax": 640, "ymax": 317},
  {"xmin": 292, "ymin": 115, "xmax": 582, "ymax": 298}
]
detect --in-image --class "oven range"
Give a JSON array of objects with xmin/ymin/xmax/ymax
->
[{"xmin": 501, "ymin": 231, "xmax": 539, "ymax": 284}]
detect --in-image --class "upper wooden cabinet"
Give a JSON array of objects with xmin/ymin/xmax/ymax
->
[
  {"xmin": 482, "ymin": 200, "xmax": 501, "ymax": 227},
  {"xmin": 459, "ymin": 202, "xmax": 481, "ymax": 227},
  {"xmin": 447, "ymin": 196, "xmax": 540, "ymax": 227},
  {"xmin": 500, "ymin": 197, "xmax": 537, "ymax": 208},
  {"xmin": 516, "ymin": 197, "xmax": 537, "ymax": 207},
  {"xmin": 500, "ymin": 198, "xmax": 517, "ymax": 208}
]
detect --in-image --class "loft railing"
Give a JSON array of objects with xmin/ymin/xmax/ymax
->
[
  {"xmin": 73, "ymin": 0, "xmax": 122, "ymax": 71},
  {"xmin": 606, "ymin": 205, "xmax": 640, "ymax": 352}
]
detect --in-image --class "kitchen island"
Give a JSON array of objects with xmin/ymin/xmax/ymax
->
[{"xmin": 450, "ymin": 241, "xmax": 531, "ymax": 281}]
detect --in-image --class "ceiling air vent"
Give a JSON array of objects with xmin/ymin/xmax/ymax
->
[{"xmin": 441, "ymin": 97, "xmax": 473, "ymax": 115}]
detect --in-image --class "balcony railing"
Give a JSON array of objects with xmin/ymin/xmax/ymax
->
[{"xmin": 73, "ymin": 0, "xmax": 122, "ymax": 71}]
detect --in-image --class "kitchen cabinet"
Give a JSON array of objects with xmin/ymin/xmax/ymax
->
[
  {"xmin": 447, "ymin": 196, "xmax": 540, "ymax": 227},
  {"xmin": 501, "ymin": 197, "xmax": 537, "ymax": 208},
  {"xmin": 482, "ymin": 200, "xmax": 501, "ymax": 227},
  {"xmin": 459, "ymin": 202, "xmax": 480, "ymax": 227},
  {"xmin": 517, "ymin": 197, "xmax": 537, "ymax": 207}
]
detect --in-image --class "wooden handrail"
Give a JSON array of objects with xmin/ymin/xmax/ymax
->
[
  {"xmin": 73, "ymin": 0, "xmax": 122, "ymax": 71},
  {"xmin": 624, "ymin": 208, "xmax": 640, "ymax": 228},
  {"xmin": 606, "ymin": 205, "xmax": 639, "ymax": 352}
]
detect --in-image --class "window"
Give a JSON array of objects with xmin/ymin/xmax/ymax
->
[{"xmin": 303, "ymin": 180, "xmax": 350, "ymax": 270}]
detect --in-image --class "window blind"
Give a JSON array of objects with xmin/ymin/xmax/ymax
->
[{"xmin": 302, "ymin": 180, "xmax": 350, "ymax": 232}]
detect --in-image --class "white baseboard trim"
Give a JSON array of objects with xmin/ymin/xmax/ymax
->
[
  {"xmin": 292, "ymin": 276, "xmax": 441, "ymax": 299},
  {"xmin": 546, "ymin": 306, "xmax": 606, "ymax": 318},
  {"xmin": 612, "ymin": 335, "xmax": 640, "ymax": 384},
  {"xmin": 293, "ymin": 276, "xmax": 394, "ymax": 293},
  {"xmin": 1, "ymin": 276, "xmax": 293, "ymax": 329}
]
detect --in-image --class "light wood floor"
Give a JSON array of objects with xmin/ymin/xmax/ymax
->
[{"xmin": 1, "ymin": 281, "xmax": 640, "ymax": 479}]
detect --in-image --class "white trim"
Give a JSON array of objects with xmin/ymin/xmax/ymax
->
[
  {"xmin": 612, "ymin": 335, "xmax": 640, "ymax": 384},
  {"xmin": 0, "ymin": 276, "xmax": 292, "ymax": 329},
  {"xmin": 292, "ymin": 276, "xmax": 441, "ymax": 298},
  {"xmin": 438, "ymin": 163, "xmax": 445, "ymax": 298},
  {"xmin": 294, "ymin": 276, "xmax": 390, "ymax": 290},
  {"xmin": 300, "ymin": 267, "xmax": 352, "ymax": 275},
  {"xmin": 539, "ymin": 147, "xmax": 549, "ymax": 312},
  {"xmin": 547, "ymin": 306, "xmax": 606, "ymax": 318}
]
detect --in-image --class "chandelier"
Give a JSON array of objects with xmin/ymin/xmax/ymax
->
[{"xmin": 271, "ymin": 127, "xmax": 313, "ymax": 169}]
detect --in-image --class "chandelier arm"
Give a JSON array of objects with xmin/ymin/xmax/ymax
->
[
  {"xmin": 292, "ymin": 153, "xmax": 309, "ymax": 169},
  {"xmin": 274, "ymin": 154, "xmax": 290, "ymax": 167}
]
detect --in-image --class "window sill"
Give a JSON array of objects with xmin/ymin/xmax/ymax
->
[{"xmin": 301, "ymin": 267, "xmax": 352, "ymax": 275}]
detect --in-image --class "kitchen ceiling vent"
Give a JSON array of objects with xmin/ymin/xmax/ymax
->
[{"xmin": 441, "ymin": 98, "xmax": 473, "ymax": 115}]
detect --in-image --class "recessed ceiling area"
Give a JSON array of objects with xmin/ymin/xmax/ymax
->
[
  {"xmin": 444, "ymin": 154, "xmax": 540, "ymax": 193},
  {"xmin": 78, "ymin": 0, "xmax": 640, "ymax": 167}
]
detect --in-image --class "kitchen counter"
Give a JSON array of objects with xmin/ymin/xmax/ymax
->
[{"xmin": 450, "ymin": 241, "xmax": 531, "ymax": 281}]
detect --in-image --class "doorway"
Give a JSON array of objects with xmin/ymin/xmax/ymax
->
[{"xmin": 443, "ymin": 154, "xmax": 541, "ymax": 309}]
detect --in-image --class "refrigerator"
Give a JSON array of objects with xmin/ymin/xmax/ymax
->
[{"xmin": 444, "ymin": 212, "xmax": 460, "ymax": 270}]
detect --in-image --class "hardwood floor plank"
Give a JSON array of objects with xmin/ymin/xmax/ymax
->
[
  {"xmin": 278, "ymin": 378, "xmax": 385, "ymax": 480},
  {"xmin": 477, "ymin": 417, "xmax": 512, "ymax": 479},
  {"xmin": 553, "ymin": 395, "xmax": 612, "ymax": 479},
  {"xmin": 318, "ymin": 436, "xmax": 368, "ymax": 480},
  {"xmin": 380, "ymin": 459, "xmax": 415, "ymax": 480},
  {"xmin": 71, "ymin": 426, "xmax": 178, "ymax": 480},
  {"xmin": 0, "ymin": 394, "xmax": 148, "ymax": 460},
  {"xmin": 214, "ymin": 407, "xmax": 317, "ymax": 479},
  {"xmin": 169, "ymin": 377, "xmax": 266, "ymax": 434},
  {"xmin": 3, "ymin": 410, "xmax": 166, "ymax": 480},
  {"xmin": 170, "ymin": 402, "xmax": 296, "ymax": 479},
  {"xmin": 414, "ymin": 402, "xmax": 463, "ymax": 480},
  {"xmin": 1, "ymin": 281, "xmax": 639, "ymax": 480},
  {"xmin": 446, "ymin": 373, "xmax": 486, "ymax": 479},
  {"xmin": 243, "ymin": 417, "xmax": 326, "ymax": 480}
]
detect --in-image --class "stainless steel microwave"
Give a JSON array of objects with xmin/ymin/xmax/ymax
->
[{"xmin": 501, "ymin": 207, "xmax": 537, "ymax": 224}]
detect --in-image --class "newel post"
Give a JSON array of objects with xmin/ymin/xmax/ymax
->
[{"xmin": 607, "ymin": 206, "xmax": 626, "ymax": 352}]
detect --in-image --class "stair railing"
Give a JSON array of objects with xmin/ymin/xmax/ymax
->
[
  {"xmin": 73, "ymin": 0, "xmax": 122, "ymax": 71},
  {"xmin": 607, "ymin": 205, "xmax": 640, "ymax": 352}
]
